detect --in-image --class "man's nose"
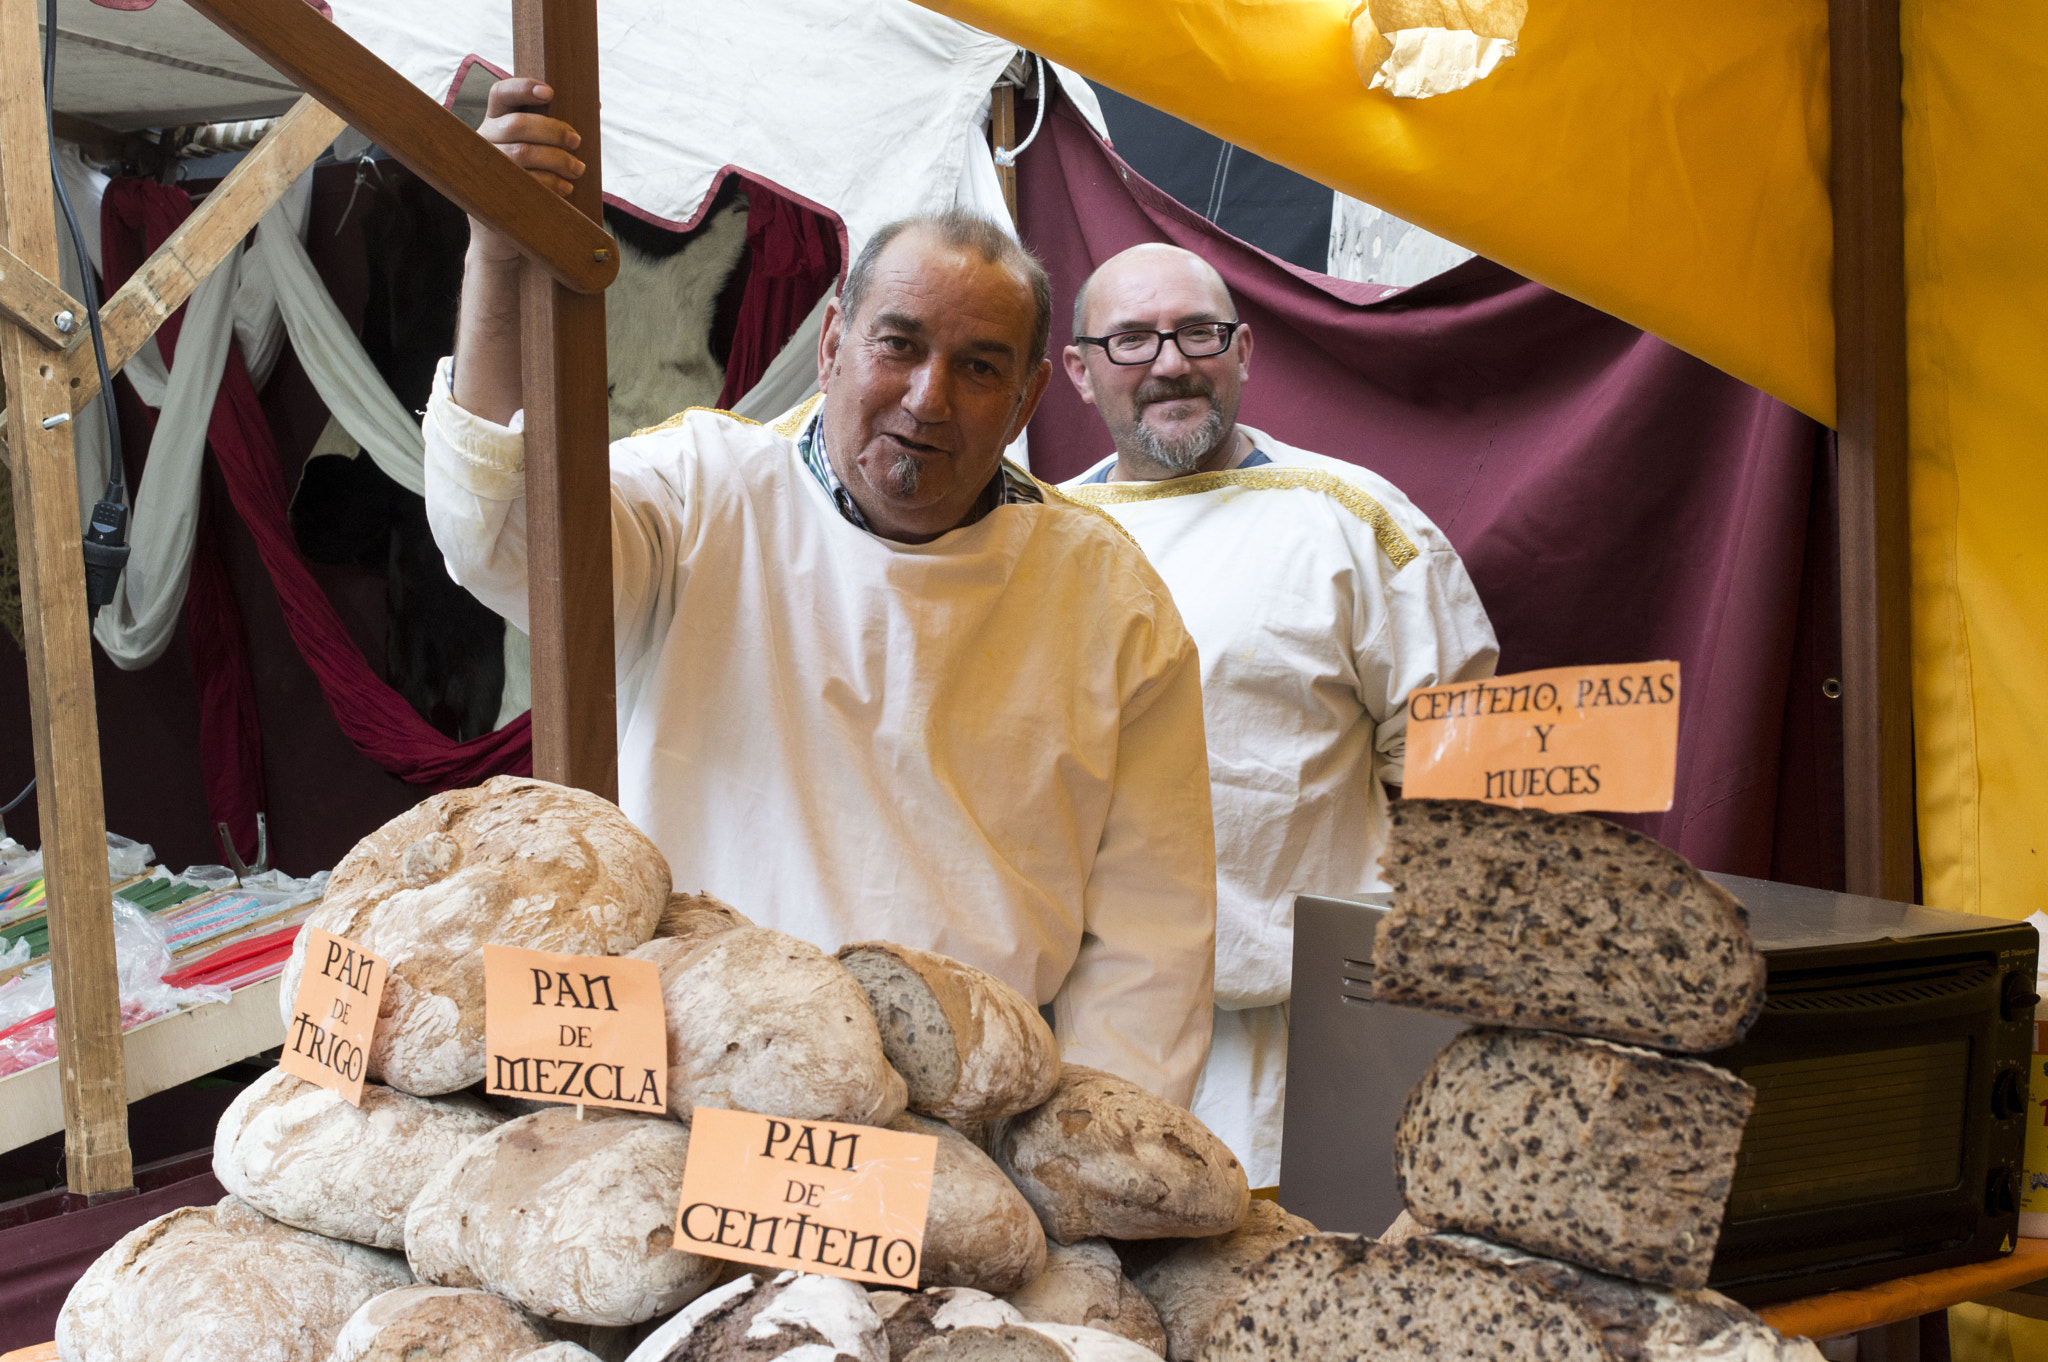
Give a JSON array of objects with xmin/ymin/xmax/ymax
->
[
  {"xmin": 1148, "ymin": 335, "xmax": 1194, "ymax": 377},
  {"xmin": 904, "ymin": 359, "xmax": 952, "ymax": 423}
]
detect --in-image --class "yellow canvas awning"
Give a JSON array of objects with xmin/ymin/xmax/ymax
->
[{"xmin": 913, "ymin": 0, "xmax": 2047, "ymax": 921}]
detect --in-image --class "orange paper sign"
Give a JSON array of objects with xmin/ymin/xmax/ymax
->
[
  {"xmin": 279, "ymin": 927, "xmax": 388, "ymax": 1106},
  {"xmin": 1402, "ymin": 661, "xmax": 1681, "ymax": 812},
  {"xmin": 675, "ymin": 1107, "xmax": 937, "ymax": 1288},
  {"xmin": 483, "ymin": 944, "xmax": 666, "ymax": 1114}
]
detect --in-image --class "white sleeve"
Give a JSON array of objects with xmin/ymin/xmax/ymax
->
[
  {"xmin": 1054, "ymin": 627, "xmax": 1218, "ymax": 1109},
  {"xmin": 1364, "ymin": 544, "xmax": 1499, "ymax": 785}
]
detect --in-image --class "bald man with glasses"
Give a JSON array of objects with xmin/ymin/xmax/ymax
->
[{"xmin": 1059, "ymin": 243, "xmax": 1498, "ymax": 1190}]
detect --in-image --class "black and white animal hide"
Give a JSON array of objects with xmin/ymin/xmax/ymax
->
[{"xmin": 604, "ymin": 196, "xmax": 751, "ymax": 439}]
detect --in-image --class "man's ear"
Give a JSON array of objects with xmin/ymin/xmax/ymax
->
[
  {"xmin": 817, "ymin": 298, "xmax": 845, "ymax": 392},
  {"xmin": 1007, "ymin": 359, "xmax": 1055, "ymax": 445},
  {"xmin": 1061, "ymin": 344, "xmax": 1099, "ymax": 407},
  {"xmin": 1234, "ymin": 320, "xmax": 1254, "ymax": 384}
]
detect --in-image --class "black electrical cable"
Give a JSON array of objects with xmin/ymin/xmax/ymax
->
[{"xmin": 1, "ymin": 778, "xmax": 32, "ymax": 818}]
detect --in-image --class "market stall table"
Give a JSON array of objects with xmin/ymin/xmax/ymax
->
[{"xmin": 1756, "ymin": 1238, "xmax": 2048, "ymax": 1343}]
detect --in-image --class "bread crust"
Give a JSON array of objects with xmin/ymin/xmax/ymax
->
[
  {"xmin": 328, "ymin": 1285, "xmax": 552, "ymax": 1361},
  {"xmin": 991, "ymin": 1067, "xmax": 1248, "ymax": 1245},
  {"xmin": 1005, "ymin": 1239, "xmax": 1166, "ymax": 1355},
  {"xmin": 1373, "ymin": 799, "xmax": 1766, "ymax": 1051},
  {"xmin": 620, "ymin": 1271, "xmax": 886, "ymax": 1362},
  {"xmin": 1130, "ymin": 1200, "xmax": 1316, "ymax": 1360},
  {"xmin": 891, "ymin": 1111, "xmax": 1047, "ymax": 1292},
  {"xmin": 278, "ymin": 776, "xmax": 670, "ymax": 1095}
]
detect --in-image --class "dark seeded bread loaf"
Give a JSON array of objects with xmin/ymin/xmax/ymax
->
[
  {"xmin": 621, "ymin": 1271, "xmax": 885, "ymax": 1361},
  {"xmin": 1373, "ymin": 799, "xmax": 1766, "ymax": 1051},
  {"xmin": 871, "ymin": 1287, "xmax": 1026, "ymax": 1357},
  {"xmin": 1396, "ymin": 1027, "xmax": 1755, "ymax": 1288},
  {"xmin": 1195, "ymin": 1233, "xmax": 1821, "ymax": 1362},
  {"xmin": 1129, "ymin": 1200, "xmax": 1316, "ymax": 1360}
]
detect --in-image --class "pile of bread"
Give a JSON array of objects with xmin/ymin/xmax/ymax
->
[
  {"xmin": 53, "ymin": 777, "xmax": 1309, "ymax": 1362},
  {"xmin": 1198, "ymin": 797, "xmax": 1826, "ymax": 1360}
]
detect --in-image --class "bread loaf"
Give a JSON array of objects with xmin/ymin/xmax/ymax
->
[
  {"xmin": 56, "ymin": 1195, "xmax": 411, "ymax": 1362},
  {"xmin": 872, "ymin": 1287, "xmax": 1026, "ymax": 1358},
  {"xmin": 404, "ymin": 1106, "xmax": 721, "ymax": 1325},
  {"xmin": 279, "ymin": 776, "xmax": 670, "ymax": 1095},
  {"xmin": 652, "ymin": 891, "xmax": 752, "ymax": 945},
  {"xmin": 630, "ymin": 926, "xmax": 906, "ymax": 1125},
  {"xmin": 839, "ymin": 942, "xmax": 1060, "ymax": 1123},
  {"xmin": 1006, "ymin": 1239, "xmax": 1165, "ymax": 1355},
  {"xmin": 1372, "ymin": 799, "xmax": 1766, "ymax": 1051},
  {"xmin": 1396, "ymin": 1027, "xmax": 1755, "ymax": 1288},
  {"xmin": 212, "ymin": 1068, "xmax": 501, "ymax": 1248},
  {"xmin": 906, "ymin": 1324, "xmax": 1164, "ymax": 1360},
  {"xmin": 891, "ymin": 1111, "xmax": 1046, "ymax": 1292},
  {"xmin": 992, "ymin": 1067, "xmax": 1248, "ymax": 1244},
  {"xmin": 622, "ymin": 1271, "xmax": 886, "ymax": 1362},
  {"xmin": 1130, "ymin": 1200, "xmax": 1316, "ymax": 1360},
  {"xmin": 328, "ymin": 1285, "xmax": 554, "ymax": 1361},
  {"xmin": 1195, "ymin": 1233, "xmax": 1821, "ymax": 1362}
]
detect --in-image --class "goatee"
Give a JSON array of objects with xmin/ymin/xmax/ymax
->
[{"xmin": 1132, "ymin": 405, "xmax": 1226, "ymax": 474}]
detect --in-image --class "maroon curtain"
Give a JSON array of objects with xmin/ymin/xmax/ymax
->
[
  {"xmin": 1017, "ymin": 96, "xmax": 1842, "ymax": 884},
  {"xmin": 714, "ymin": 176, "xmax": 843, "ymax": 409},
  {"xmin": 100, "ymin": 179, "xmax": 532, "ymax": 796}
]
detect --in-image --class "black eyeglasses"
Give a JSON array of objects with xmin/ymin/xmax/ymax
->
[{"xmin": 1074, "ymin": 321, "xmax": 1242, "ymax": 365}]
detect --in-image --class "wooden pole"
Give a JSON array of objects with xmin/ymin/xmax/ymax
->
[
  {"xmin": 1830, "ymin": 0, "xmax": 1915, "ymax": 902},
  {"xmin": 514, "ymin": 0, "xmax": 618, "ymax": 799},
  {"xmin": 0, "ymin": 0, "xmax": 131, "ymax": 1195}
]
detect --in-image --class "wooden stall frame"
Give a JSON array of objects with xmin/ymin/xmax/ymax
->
[{"xmin": 0, "ymin": 0, "xmax": 618, "ymax": 1194}]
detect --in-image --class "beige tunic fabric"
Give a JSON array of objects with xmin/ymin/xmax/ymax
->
[{"xmin": 423, "ymin": 368, "xmax": 1217, "ymax": 1104}]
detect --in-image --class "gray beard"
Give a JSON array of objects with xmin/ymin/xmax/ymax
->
[
  {"xmin": 1127, "ymin": 405, "xmax": 1227, "ymax": 475},
  {"xmin": 882, "ymin": 451, "xmax": 923, "ymax": 498}
]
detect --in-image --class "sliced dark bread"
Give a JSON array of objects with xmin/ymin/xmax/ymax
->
[
  {"xmin": 1373, "ymin": 799, "xmax": 1766, "ymax": 1051},
  {"xmin": 1129, "ymin": 1200, "xmax": 1316, "ymax": 1361},
  {"xmin": 1396, "ymin": 1027, "xmax": 1755, "ymax": 1288}
]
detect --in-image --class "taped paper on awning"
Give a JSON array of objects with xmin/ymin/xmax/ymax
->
[{"xmin": 1349, "ymin": 0, "xmax": 1527, "ymax": 98}]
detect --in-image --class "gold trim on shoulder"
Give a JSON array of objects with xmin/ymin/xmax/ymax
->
[
  {"xmin": 1061, "ymin": 468, "xmax": 1420, "ymax": 569},
  {"xmin": 768, "ymin": 392, "xmax": 826, "ymax": 438},
  {"xmin": 631, "ymin": 406, "xmax": 763, "ymax": 439},
  {"xmin": 1014, "ymin": 461, "xmax": 1140, "ymax": 547}
]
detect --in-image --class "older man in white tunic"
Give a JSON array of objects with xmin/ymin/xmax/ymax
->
[
  {"xmin": 421, "ymin": 81, "xmax": 1217, "ymax": 1104},
  {"xmin": 1059, "ymin": 244, "xmax": 1498, "ymax": 1183}
]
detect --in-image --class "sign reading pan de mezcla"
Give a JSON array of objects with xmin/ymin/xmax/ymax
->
[
  {"xmin": 482, "ymin": 944, "xmax": 667, "ymax": 1114},
  {"xmin": 279, "ymin": 926, "xmax": 389, "ymax": 1107},
  {"xmin": 1402, "ymin": 661, "xmax": 1681, "ymax": 813},
  {"xmin": 676, "ymin": 1107, "xmax": 938, "ymax": 1289}
]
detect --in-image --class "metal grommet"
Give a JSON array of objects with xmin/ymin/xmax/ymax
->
[
  {"xmin": 1821, "ymin": 678, "xmax": 1842, "ymax": 700},
  {"xmin": 54, "ymin": 310, "xmax": 76, "ymax": 334}
]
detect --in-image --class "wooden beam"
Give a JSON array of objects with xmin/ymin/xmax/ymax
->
[
  {"xmin": 181, "ymin": 0, "xmax": 618, "ymax": 295},
  {"xmin": 0, "ymin": 0, "xmax": 131, "ymax": 1196},
  {"xmin": 1830, "ymin": 0, "xmax": 1915, "ymax": 901},
  {"xmin": 514, "ymin": 0, "xmax": 617, "ymax": 800},
  {"xmin": 0, "ymin": 242, "xmax": 84, "ymax": 351},
  {"xmin": 992, "ymin": 84, "xmax": 1018, "ymax": 225}
]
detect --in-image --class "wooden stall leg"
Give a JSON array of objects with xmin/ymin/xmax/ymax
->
[
  {"xmin": 1831, "ymin": 0, "xmax": 1914, "ymax": 902},
  {"xmin": 0, "ymin": 0, "xmax": 131, "ymax": 1195},
  {"xmin": 514, "ymin": 0, "xmax": 617, "ymax": 800}
]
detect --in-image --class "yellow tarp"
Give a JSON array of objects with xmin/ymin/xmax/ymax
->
[{"xmin": 917, "ymin": 0, "xmax": 2048, "ymax": 923}]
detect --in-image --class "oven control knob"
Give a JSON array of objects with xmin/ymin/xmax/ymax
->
[
  {"xmin": 2001, "ymin": 971, "xmax": 2042, "ymax": 1021},
  {"xmin": 1987, "ymin": 1167, "xmax": 2019, "ymax": 1216},
  {"xmin": 1993, "ymin": 1069, "xmax": 2029, "ymax": 1119}
]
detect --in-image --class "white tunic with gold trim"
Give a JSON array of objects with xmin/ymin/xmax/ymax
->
[
  {"xmin": 422, "ymin": 367, "xmax": 1219, "ymax": 1106},
  {"xmin": 1062, "ymin": 427, "xmax": 1498, "ymax": 1184}
]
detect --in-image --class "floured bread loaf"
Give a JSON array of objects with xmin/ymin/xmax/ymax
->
[
  {"xmin": 213, "ymin": 1068, "xmax": 501, "ymax": 1248},
  {"xmin": 405, "ymin": 1106, "xmax": 720, "ymax": 1325},
  {"xmin": 872, "ymin": 1287, "xmax": 1026, "ymax": 1358},
  {"xmin": 280, "ymin": 776, "xmax": 670, "ymax": 1095},
  {"xmin": 1396, "ymin": 1026, "xmax": 1755, "ymax": 1289},
  {"xmin": 992, "ymin": 1067, "xmax": 1248, "ymax": 1244},
  {"xmin": 328, "ymin": 1285, "xmax": 553, "ymax": 1361},
  {"xmin": 907, "ymin": 1323, "xmax": 1164, "ymax": 1360},
  {"xmin": 1131, "ymin": 1200, "xmax": 1316, "ymax": 1360},
  {"xmin": 1195, "ymin": 1233, "xmax": 1822, "ymax": 1362},
  {"xmin": 892, "ymin": 1111, "xmax": 1046, "ymax": 1292},
  {"xmin": 1006, "ymin": 1239, "xmax": 1165, "ymax": 1355},
  {"xmin": 56, "ymin": 1195, "xmax": 411, "ymax": 1362},
  {"xmin": 1372, "ymin": 799, "xmax": 1766, "ymax": 1051},
  {"xmin": 629, "ymin": 926, "xmax": 905, "ymax": 1125},
  {"xmin": 839, "ymin": 942, "xmax": 1060, "ymax": 1123},
  {"xmin": 623, "ymin": 1271, "xmax": 886, "ymax": 1362},
  {"xmin": 652, "ymin": 890, "xmax": 752, "ymax": 945}
]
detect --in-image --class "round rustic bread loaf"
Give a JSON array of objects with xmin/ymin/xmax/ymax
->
[
  {"xmin": 328, "ymin": 1285, "xmax": 555, "ymax": 1361},
  {"xmin": 404, "ymin": 1106, "xmax": 720, "ymax": 1325},
  {"xmin": 891, "ymin": 1111, "xmax": 1046, "ymax": 1292},
  {"xmin": 1195, "ymin": 1233, "xmax": 1822, "ymax": 1362},
  {"xmin": 992, "ymin": 1067, "xmax": 1248, "ymax": 1244},
  {"xmin": 56, "ymin": 1195, "xmax": 412, "ymax": 1362},
  {"xmin": 1395, "ymin": 1027, "xmax": 1756, "ymax": 1289},
  {"xmin": 622, "ymin": 1271, "xmax": 886, "ymax": 1361},
  {"xmin": 1006, "ymin": 1239, "xmax": 1165, "ymax": 1355},
  {"xmin": 1372, "ymin": 799, "xmax": 1766, "ymax": 1051},
  {"xmin": 212, "ymin": 1068, "xmax": 502, "ymax": 1248},
  {"xmin": 906, "ymin": 1323, "xmax": 1163, "ymax": 1360},
  {"xmin": 839, "ymin": 941, "xmax": 1060, "ymax": 1123},
  {"xmin": 279, "ymin": 776, "xmax": 671, "ymax": 1095},
  {"xmin": 629, "ymin": 926, "xmax": 906, "ymax": 1125},
  {"xmin": 872, "ymin": 1287, "xmax": 1026, "ymax": 1358},
  {"xmin": 652, "ymin": 890, "xmax": 753, "ymax": 945},
  {"xmin": 1130, "ymin": 1200, "xmax": 1316, "ymax": 1360}
]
